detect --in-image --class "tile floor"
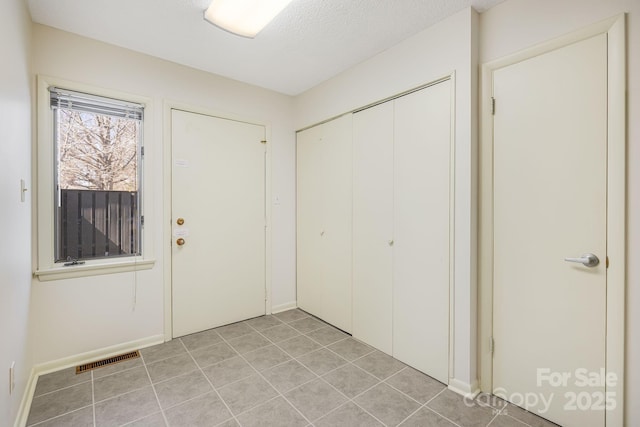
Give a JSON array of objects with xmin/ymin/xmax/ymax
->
[{"xmin": 26, "ymin": 309, "xmax": 559, "ymax": 427}]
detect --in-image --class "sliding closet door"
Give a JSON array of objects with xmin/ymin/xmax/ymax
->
[
  {"xmin": 393, "ymin": 81, "xmax": 451, "ymax": 383},
  {"xmin": 297, "ymin": 124, "xmax": 325, "ymax": 318},
  {"xmin": 296, "ymin": 115, "xmax": 353, "ymax": 333},
  {"xmin": 320, "ymin": 115, "xmax": 353, "ymax": 333},
  {"xmin": 352, "ymin": 101, "xmax": 394, "ymax": 354}
]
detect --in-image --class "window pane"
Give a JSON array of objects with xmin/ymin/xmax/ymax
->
[{"xmin": 54, "ymin": 107, "xmax": 141, "ymax": 262}]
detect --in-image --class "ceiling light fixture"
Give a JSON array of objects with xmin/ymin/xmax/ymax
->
[{"xmin": 204, "ymin": 0, "xmax": 294, "ymax": 38}]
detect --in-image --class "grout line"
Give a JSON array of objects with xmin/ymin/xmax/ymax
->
[
  {"xmin": 421, "ymin": 388, "xmax": 465, "ymax": 427},
  {"xmin": 248, "ymin": 312, "xmax": 423, "ymax": 426},
  {"xmin": 27, "ymin": 405, "xmax": 94, "ymax": 427},
  {"xmin": 31, "ymin": 379, "xmax": 93, "ymax": 398},
  {"xmin": 383, "ymin": 380, "xmax": 425, "ymax": 406},
  {"xmin": 91, "ymin": 360, "xmax": 145, "ymax": 381},
  {"xmin": 120, "ymin": 411, "xmax": 165, "ymax": 426},
  {"xmin": 91, "ymin": 370, "xmax": 96, "ymax": 427},
  {"xmin": 423, "ymin": 384, "xmax": 447, "ymax": 406},
  {"xmin": 394, "ymin": 401, "xmax": 425, "ymax": 426},
  {"xmin": 486, "ymin": 412, "xmax": 501, "ymax": 427},
  {"xmin": 139, "ymin": 352, "xmax": 171, "ymax": 427},
  {"xmin": 158, "ymin": 389, "xmax": 214, "ymax": 412},
  {"xmin": 231, "ymin": 394, "xmax": 282, "ymax": 418},
  {"xmin": 30, "ymin": 311, "xmax": 524, "ymax": 427},
  {"xmin": 92, "ymin": 382, "xmax": 158, "ymax": 405},
  {"xmin": 218, "ymin": 322, "xmax": 315, "ymax": 425},
  {"xmin": 321, "ymin": 377, "xmax": 388, "ymax": 427},
  {"xmin": 310, "ymin": 400, "xmax": 362, "ymax": 426},
  {"xmin": 272, "ymin": 337, "xmax": 322, "ymax": 359},
  {"xmin": 424, "ymin": 408, "xmax": 465, "ymax": 427},
  {"xmin": 141, "ymin": 346, "xmax": 194, "ymax": 367},
  {"xmin": 178, "ymin": 338, "xmax": 243, "ymax": 426}
]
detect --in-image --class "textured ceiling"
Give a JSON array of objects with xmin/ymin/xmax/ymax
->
[{"xmin": 27, "ymin": 0, "xmax": 505, "ymax": 95}]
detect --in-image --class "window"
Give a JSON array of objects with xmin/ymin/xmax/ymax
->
[
  {"xmin": 51, "ymin": 88, "xmax": 143, "ymax": 262},
  {"xmin": 35, "ymin": 77, "xmax": 154, "ymax": 280}
]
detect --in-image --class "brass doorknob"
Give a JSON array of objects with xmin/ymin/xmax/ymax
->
[
  {"xmin": 176, "ymin": 238, "xmax": 185, "ymax": 246},
  {"xmin": 176, "ymin": 218, "xmax": 185, "ymax": 225}
]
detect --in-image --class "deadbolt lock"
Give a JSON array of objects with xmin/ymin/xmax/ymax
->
[{"xmin": 176, "ymin": 218, "xmax": 185, "ymax": 225}]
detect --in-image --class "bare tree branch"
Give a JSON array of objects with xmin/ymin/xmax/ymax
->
[{"xmin": 57, "ymin": 110, "xmax": 139, "ymax": 191}]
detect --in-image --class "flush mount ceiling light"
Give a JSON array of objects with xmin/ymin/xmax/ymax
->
[{"xmin": 204, "ymin": 0, "xmax": 294, "ymax": 38}]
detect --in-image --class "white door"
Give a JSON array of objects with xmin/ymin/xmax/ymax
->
[
  {"xmin": 171, "ymin": 109, "xmax": 266, "ymax": 338},
  {"xmin": 296, "ymin": 115, "xmax": 353, "ymax": 333},
  {"xmin": 319, "ymin": 115, "xmax": 353, "ymax": 333},
  {"xmin": 492, "ymin": 34, "xmax": 607, "ymax": 427},
  {"xmin": 296, "ymin": 123, "xmax": 324, "ymax": 320},
  {"xmin": 393, "ymin": 80, "xmax": 451, "ymax": 384},
  {"xmin": 353, "ymin": 101, "xmax": 394, "ymax": 354}
]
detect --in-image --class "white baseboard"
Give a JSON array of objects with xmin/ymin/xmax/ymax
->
[
  {"xmin": 271, "ymin": 301, "xmax": 297, "ymax": 314},
  {"xmin": 14, "ymin": 334, "xmax": 165, "ymax": 427},
  {"xmin": 448, "ymin": 377, "xmax": 481, "ymax": 399},
  {"xmin": 14, "ymin": 367, "xmax": 38, "ymax": 427}
]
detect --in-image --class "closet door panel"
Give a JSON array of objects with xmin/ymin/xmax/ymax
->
[
  {"xmin": 352, "ymin": 102, "xmax": 394, "ymax": 353},
  {"xmin": 393, "ymin": 81, "xmax": 451, "ymax": 383},
  {"xmin": 320, "ymin": 114, "xmax": 353, "ymax": 333},
  {"xmin": 296, "ymin": 125, "xmax": 325, "ymax": 317}
]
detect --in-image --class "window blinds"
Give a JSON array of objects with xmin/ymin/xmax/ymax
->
[{"xmin": 50, "ymin": 87, "xmax": 144, "ymax": 120}]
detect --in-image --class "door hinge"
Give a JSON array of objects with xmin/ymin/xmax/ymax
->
[
  {"xmin": 260, "ymin": 140, "xmax": 267, "ymax": 144},
  {"xmin": 141, "ymin": 215, "xmax": 145, "ymax": 227},
  {"xmin": 606, "ymin": 256, "xmax": 609, "ymax": 268},
  {"xmin": 491, "ymin": 97, "xmax": 496, "ymax": 115},
  {"xmin": 489, "ymin": 336, "xmax": 495, "ymax": 355},
  {"xmin": 141, "ymin": 146, "xmax": 145, "ymax": 157}
]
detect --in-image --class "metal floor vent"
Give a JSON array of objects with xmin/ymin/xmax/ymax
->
[{"xmin": 76, "ymin": 350, "xmax": 140, "ymax": 374}]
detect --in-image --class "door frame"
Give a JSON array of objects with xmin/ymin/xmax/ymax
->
[
  {"xmin": 162, "ymin": 101, "xmax": 272, "ymax": 340},
  {"xmin": 478, "ymin": 14, "xmax": 626, "ymax": 426}
]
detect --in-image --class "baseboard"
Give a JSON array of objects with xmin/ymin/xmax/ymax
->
[
  {"xmin": 14, "ymin": 367, "xmax": 37, "ymax": 427},
  {"xmin": 271, "ymin": 301, "xmax": 297, "ymax": 314},
  {"xmin": 14, "ymin": 334, "xmax": 165, "ymax": 427},
  {"xmin": 448, "ymin": 377, "xmax": 481, "ymax": 399}
]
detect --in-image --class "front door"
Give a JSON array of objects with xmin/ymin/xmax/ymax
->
[
  {"xmin": 171, "ymin": 109, "xmax": 266, "ymax": 338},
  {"xmin": 492, "ymin": 34, "xmax": 608, "ymax": 427}
]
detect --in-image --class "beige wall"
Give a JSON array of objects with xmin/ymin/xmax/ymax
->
[
  {"xmin": 0, "ymin": 0, "xmax": 33, "ymax": 424},
  {"xmin": 29, "ymin": 24, "xmax": 297, "ymax": 365},
  {"xmin": 480, "ymin": 1, "xmax": 640, "ymax": 424}
]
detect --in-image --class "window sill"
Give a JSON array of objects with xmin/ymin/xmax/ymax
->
[{"xmin": 34, "ymin": 258, "xmax": 155, "ymax": 282}]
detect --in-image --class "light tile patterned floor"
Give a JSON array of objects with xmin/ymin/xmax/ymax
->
[{"xmin": 26, "ymin": 309, "xmax": 559, "ymax": 427}]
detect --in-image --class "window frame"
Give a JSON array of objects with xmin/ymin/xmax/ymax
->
[{"xmin": 34, "ymin": 76, "xmax": 155, "ymax": 281}]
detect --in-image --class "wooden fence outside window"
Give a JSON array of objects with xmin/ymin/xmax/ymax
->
[{"xmin": 57, "ymin": 189, "xmax": 139, "ymax": 261}]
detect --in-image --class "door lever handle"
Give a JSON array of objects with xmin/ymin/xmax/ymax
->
[{"xmin": 564, "ymin": 253, "xmax": 599, "ymax": 267}]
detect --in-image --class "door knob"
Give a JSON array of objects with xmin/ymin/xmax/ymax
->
[
  {"xmin": 564, "ymin": 253, "xmax": 599, "ymax": 267},
  {"xmin": 388, "ymin": 240, "xmax": 394, "ymax": 246},
  {"xmin": 176, "ymin": 218, "xmax": 185, "ymax": 225},
  {"xmin": 176, "ymin": 238, "xmax": 185, "ymax": 246}
]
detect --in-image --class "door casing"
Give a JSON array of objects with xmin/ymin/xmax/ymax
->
[
  {"xmin": 478, "ymin": 14, "xmax": 626, "ymax": 426},
  {"xmin": 162, "ymin": 102, "xmax": 272, "ymax": 341}
]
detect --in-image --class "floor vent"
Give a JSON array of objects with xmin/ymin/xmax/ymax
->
[{"xmin": 76, "ymin": 350, "xmax": 140, "ymax": 374}]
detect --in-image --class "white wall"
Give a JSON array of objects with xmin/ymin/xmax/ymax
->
[
  {"xmin": 0, "ymin": 0, "xmax": 33, "ymax": 424},
  {"xmin": 479, "ymin": 1, "xmax": 639, "ymax": 424},
  {"xmin": 29, "ymin": 24, "xmax": 297, "ymax": 365},
  {"xmin": 294, "ymin": 8, "xmax": 480, "ymax": 392}
]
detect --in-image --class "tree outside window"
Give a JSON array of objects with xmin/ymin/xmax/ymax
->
[{"xmin": 52, "ymin": 89, "xmax": 143, "ymax": 262}]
